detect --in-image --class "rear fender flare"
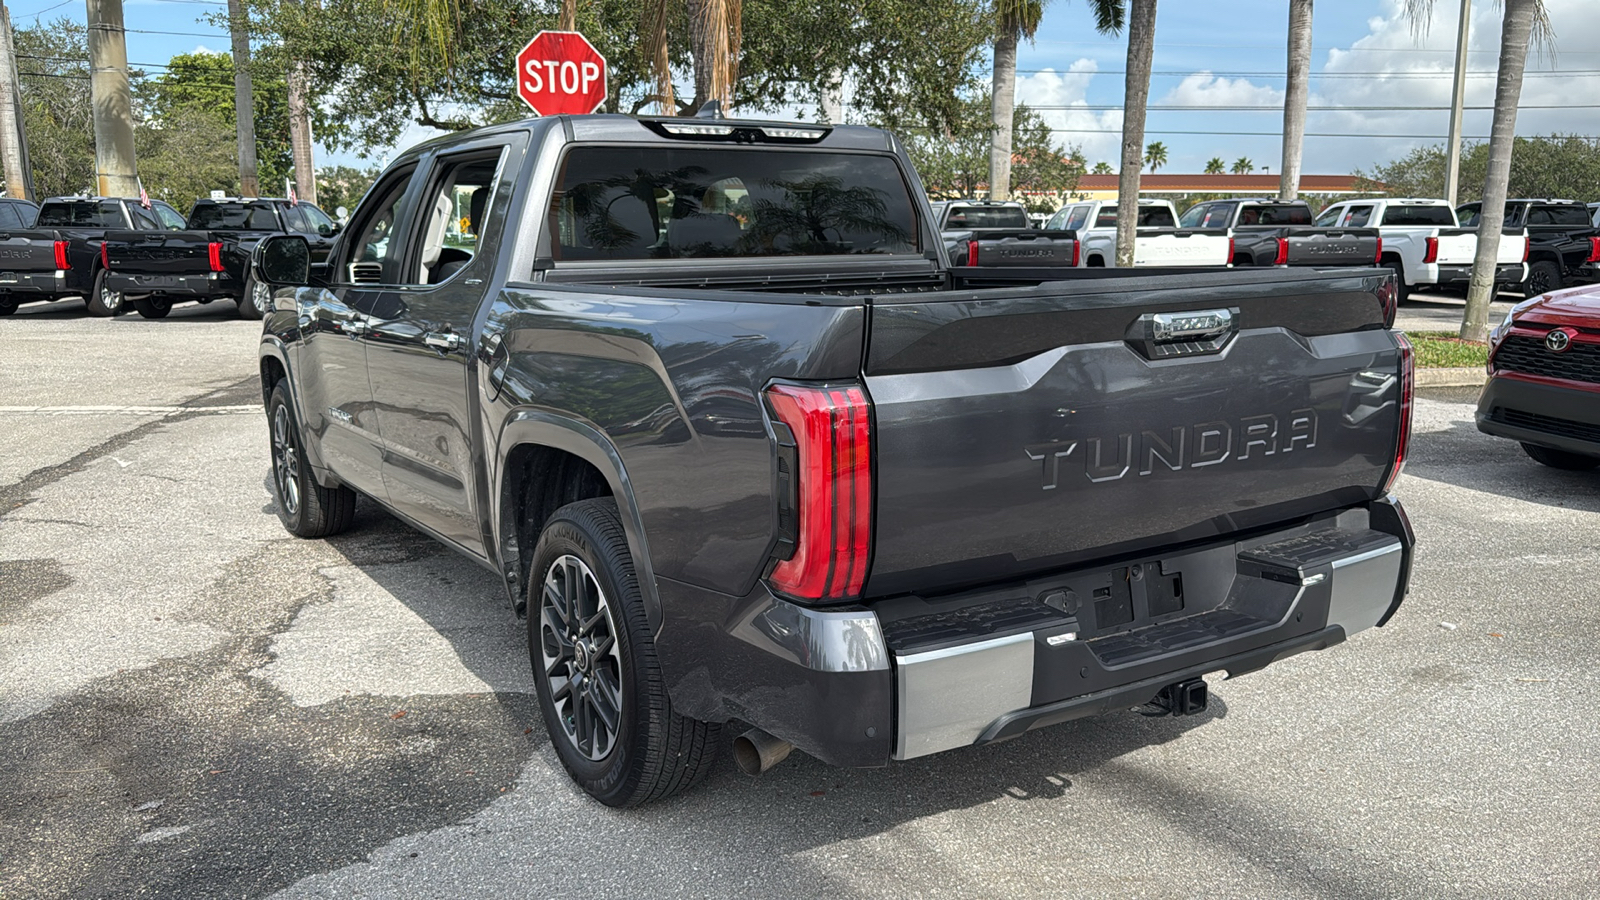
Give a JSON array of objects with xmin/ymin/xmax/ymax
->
[{"xmin": 494, "ymin": 410, "xmax": 660, "ymax": 631}]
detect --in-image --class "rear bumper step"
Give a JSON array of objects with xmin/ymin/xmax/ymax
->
[{"xmin": 885, "ymin": 505, "xmax": 1411, "ymax": 760}]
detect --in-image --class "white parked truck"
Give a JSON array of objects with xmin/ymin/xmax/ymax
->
[
  {"xmin": 1314, "ymin": 198, "xmax": 1528, "ymax": 301},
  {"xmin": 1044, "ymin": 199, "xmax": 1233, "ymax": 268}
]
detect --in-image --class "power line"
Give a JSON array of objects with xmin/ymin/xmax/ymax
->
[
  {"xmin": 1015, "ymin": 68, "xmax": 1600, "ymax": 78},
  {"xmin": 1026, "ymin": 104, "xmax": 1600, "ymax": 112}
]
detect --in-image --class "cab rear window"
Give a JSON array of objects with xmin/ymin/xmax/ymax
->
[
  {"xmin": 1379, "ymin": 205, "xmax": 1456, "ymax": 227},
  {"xmin": 550, "ymin": 148, "xmax": 919, "ymax": 260},
  {"xmin": 37, "ymin": 201, "xmax": 123, "ymax": 228},
  {"xmin": 944, "ymin": 205, "xmax": 1028, "ymax": 229},
  {"xmin": 188, "ymin": 203, "xmax": 281, "ymax": 230}
]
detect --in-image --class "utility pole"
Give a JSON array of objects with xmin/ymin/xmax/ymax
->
[
  {"xmin": 1443, "ymin": 0, "xmax": 1471, "ymax": 206},
  {"xmin": 0, "ymin": 2, "xmax": 35, "ymax": 200},
  {"xmin": 86, "ymin": 0, "xmax": 139, "ymax": 197},
  {"xmin": 226, "ymin": 0, "xmax": 259, "ymax": 197}
]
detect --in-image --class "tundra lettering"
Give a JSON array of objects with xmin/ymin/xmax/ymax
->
[{"xmin": 1025, "ymin": 409, "xmax": 1319, "ymax": 489}]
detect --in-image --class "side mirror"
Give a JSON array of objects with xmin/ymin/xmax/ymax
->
[{"xmin": 254, "ymin": 234, "xmax": 311, "ymax": 286}]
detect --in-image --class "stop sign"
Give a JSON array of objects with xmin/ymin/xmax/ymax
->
[{"xmin": 516, "ymin": 31, "xmax": 608, "ymax": 116}]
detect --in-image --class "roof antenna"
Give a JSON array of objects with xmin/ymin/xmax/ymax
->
[{"xmin": 695, "ymin": 100, "xmax": 725, "ymax": 119}]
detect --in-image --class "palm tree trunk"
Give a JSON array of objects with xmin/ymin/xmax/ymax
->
[
  {"xmin": 688, "ymin": 0, "xmax": 732, "ymax": 111},
  {"xmin": 1461, "ymin": 0, "xmax": 1534, "ymax": 342},
  {"xmin": 1278, "ymin": 0, "xmax": 1312, "ymax": 200},
  {"xmin": 1115, "ymin": 0, "xmax": 1156, "ymax": 268},
  {"xmin": 287, "ymin": 60, "xmax": 316, "ymax": 205},
  {"xmin": 644, "ymin": 0, "xmax": 675, "ymax": 114},
  {"xmin": 559, "ymin": 0, "xmax": 576, "ymax": 30},
  {"xmin": 225, "ymin": 0, "xmax": 258, "ymax": 198},
  {"xmin": 988, "ymin": 31, "xmax": 1018, "ymax": 202}
]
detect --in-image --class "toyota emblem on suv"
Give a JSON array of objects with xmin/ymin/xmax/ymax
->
[{"xmin": 1546, "ymin": 328, "xmax": 1574, "ymax": 353}]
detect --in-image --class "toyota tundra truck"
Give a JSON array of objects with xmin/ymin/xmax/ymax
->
[
  {"xmin": 1315, "ymin": 198, "xmax": 1528, "ymax": 302},
  {"xmin": 251, "ymin": 113, "xmax": 1416, "ymax": 807},
  {"xmin": 1181, "ymin": 198, "xmax": 1383, "ymax": 269},
  {"xmin": 1043, "ymin": 199, "xmax": 1232, "ymax": 268}
]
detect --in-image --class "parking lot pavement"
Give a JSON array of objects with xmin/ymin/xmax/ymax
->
[
  {"xmin": 1393, "ymin": 290, "xmax": 1517, "ymax": 334},
  {"xmin": 3, "ymin": 313, "xmax": 1598, "ymax": 899}
]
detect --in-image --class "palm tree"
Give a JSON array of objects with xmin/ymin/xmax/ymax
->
[
  {"xmin": 1113, "ymin": 0, "xmax": 1156, "ymax": 267},
  {"xmin": 1231, "ymin": 157, "xmax": 1255, "ymax": 174},
  {"xmin": 1406, "ymin": 0, "xmax": 1548, "ymax": 341},
  {"xmin": 1204, "ymin": 156, "xmax": 1226, "ymax": 174},
  {"xmin": 640, "ymin": 0, "xmax": 741, "ymax": 114},
  {"xmin": 1092, "ymin": 161, "xmax": 1113, "ymax": 174},
  {"xmin": 1143, "ymin": 140, "xmax": 1167, "ymax": 171},
  {"xmin": 991, "ymin": 1, "xmax": 1123, "ymax": 201},
  {"xmin": 1279, "ymin": 0, "xmax": 1313, "ymax": 200}
]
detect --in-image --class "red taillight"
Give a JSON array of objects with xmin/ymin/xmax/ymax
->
[
  {"xmin": 1382, "ymin": 332, "xmax": 1414, "ymax": 495},
  {"xmin": 1423, "ymin": 237, "xmax": 1439, "ymax": 264},
  {"xmin": 1522, "ymin": 239, "xmax": 1530, "ymax": 263},
  {"xmin": 1227, "ymin": 237, "xmax": 1234, "ymax": 266},
  {"xmin": 1587, "ymin": 237, "xmax": 1600, "ymax": 263},
  {"xmin": 1374, "ymin": 236, "xmax": 1384, "ymax": 265},
  {"xmin": 100, "ymin": 241, "xmax": 109, "ymax": 269},
  {"xmin": 764, "ymin": 383, "xmax": 872, "ymax": 602},
  {"xmin": 208, "ymin": 241, "xmax": 224, "ymax": 273},
  {"xmin": 1273, "ymin": 237, "xmax": 1288, "ymax": 266},
  {"xmin": 966, "ymin": 240, "xmax": 979, "ymax": 267},
  {"xmin": 1377, "ymin": 277, "xmax": 1398, "ymax": 329},
  {"xmin": 54, "ymin": 240, "xmax": 70, "ymax": 270},
  {"xmin": 1069, "ymin": 238, "xmax": 1079, "ymax": 267}
]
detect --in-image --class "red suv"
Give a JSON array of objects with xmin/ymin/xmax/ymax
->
[{"xmin": 1478, "ymin": 284, "xmax": 1600, "ymax": 469}]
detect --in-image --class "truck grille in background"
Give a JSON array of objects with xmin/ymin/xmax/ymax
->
[
  {"xmin": 1489, "ymin": 407, "xmax": 1600, "ymax": 444},
  {"xmin": 1495, "ymin": 335, "xmax": 1600, "ymax": 384}
]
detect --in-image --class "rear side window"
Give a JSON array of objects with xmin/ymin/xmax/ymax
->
[
  {"xmin": 1529, "ymin": 205, "xmax": 1589, "ymax": 226},
  {"xmin": 1343, "ymin": 206, "xmax": 1374, "ymax": 227},
  {"xmin": 550, "ymin": 147, "xmax": 919, "ymax": 260},
  {"xmin": 1247, "ymin": 204, "xmax": 1312, "ymax": 225},
  {"xmin": 188, "ymin": 203, "xmax": 280, "ymax": 230},
  {"xmin": 1315, "ymin": 206, "xmax": 1343, "ymax": 227},
  {"xmin": 1181, "ymin": 203, "xmax": 1235, "ymax": 228},
  {"xmin": 946, "ymin": 205, "xmax": 1028, "ymax": 229},
  {"xmin": 1380, "ymin": 205, "xmax": 1455, "ymax": 227},
  {"xmin": 1065, "ymin": 206, "xmax": 1091, "ymax": 230},
  {"xmin": 1092, "ymin": 206, "xmax": 1172, "ymax": 227},
  {"xmin": 37, "ymin": 201, "xmax": 124, "ymax": 228},
  {"xmin": 0, "ymin": 204, "xmax": 19, "ymax": 228},
  {"xmin": 281, "ymin": 205, "xmax": 310, "ymax": 233},
  {"xmin": 1456, "ymin": 204, "xmax": 1481, "ymax": 227},
  {"xmin": 154, "ymin": 202, "xmax": 187, "ymax": 229}
]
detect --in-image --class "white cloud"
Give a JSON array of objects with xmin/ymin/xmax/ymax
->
[
  {"xmin": 1160, "ymin": 73, "xmax": 1284, "ymax": 108},
  {"xmin": 1015, "ymin": 58, "xmax": 1124, "ymax": 166}
]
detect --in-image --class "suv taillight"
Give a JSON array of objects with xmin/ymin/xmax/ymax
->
[
  {"xmin": 1588, "ymin": 237, "xmax": 1600, "ymax": 263},
  {"xmin": 1423, "ymin": 236, "xmax": 1439, "ymax": 264},
  {"xmin": 54, "ymin": 240, "xmax": 70, "ymax": 270},
  {"xmin": 208, "ymin": 241, "xmax": 224, "ymax": 273},
  {"xmin": 764, "ymin": 383, "xmax": 872, "ymax": 602},
  {"xmin": 1273, "ymin": 238, "xmax": 1288, "ymax": 266},
  {"xmin": 1382, "ymin": 332, "xmax": 1414, "ymax": 495}
]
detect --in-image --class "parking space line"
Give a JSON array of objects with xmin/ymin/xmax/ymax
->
[{"xmin": 0, "ymin": 405, "xmax": 260, "ymax": 415}]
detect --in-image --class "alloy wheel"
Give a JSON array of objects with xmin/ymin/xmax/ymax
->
[
  {"xmin": 253, "ymin": 281, "xmax": 272, "ymax": 314},
  {"xmin": 100, "ymin": 283, "xmax": 122, "ymax": 313},
  {"xmin": 271, "ymin": 404, "xmax": 301, "ymax": 517},
  {"xmin": 539, "ymin": 553, "xmax": 625, "ymax": 761}
]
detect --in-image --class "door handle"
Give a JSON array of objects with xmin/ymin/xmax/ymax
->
[{"xmin": 423, "ymin": 331, "xmax": 464, "ymax": 352}]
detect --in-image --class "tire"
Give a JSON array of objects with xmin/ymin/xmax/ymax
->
[
  {"xmin": 267, "ymin": 383, "xmax": 358, "ymax": 537},
  {"xmin": 1524, "ymin": 260, "xmax": 1561, "ymax": 297},
  {"xmin": 1520, "ymin": 442, "xmax": 1600, "ymax": 471},
  {"xmin": 0, "ymin": 299, "xmax": 15, "ymax": 317},
  {"xmin": 132, "ymin": 297, "xmax": 172, "ymax": 319},
  {"xmin": 236, "ymin": 277, "xmax": 270, "ymax": 320},
  {"xmin": 85, "ymin": 268, "xmax": 125, "ymax": 317},
  {"xmin": 528, "ymin": 498, "xmax": 721, "ymax": 807},
  {"xmin": 1384, "ymin": 258, "xmax": 1409, "ymax": 305}
]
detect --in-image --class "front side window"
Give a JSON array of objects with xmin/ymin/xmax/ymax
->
[
  {"xmin": 281, "ymin": 204, "xmax": 310, "ymax": 233},
  {"xmin": 550, "ymin": 147, "xmax": 919, "ymax": 260},
  {"xmin": 340, "ymin": 166, "xmax": 417, "ymax": 283},
  {"xmin": 409, "ymin": 150, "xmax": 502, "ymax": 285},
  {"xmin": 1315, "ymin": 206, "xmax": 1343, "ymax": 227},
  {"xmin": 301, "ymin": 205, "xmax": 337, "ymax": 235},
  {"xmin": 154, "ymin": 202, "xmax": 187, "ymax": 229}
]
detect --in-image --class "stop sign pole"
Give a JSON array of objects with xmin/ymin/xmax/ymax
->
[{"xmin": 516, "ymin": 31, "xmax": 608, "ymax": 116}]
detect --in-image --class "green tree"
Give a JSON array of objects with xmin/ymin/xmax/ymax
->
[
  {"xmin": 1092, "ymin": 160, "xmax": 1113, "ymax": 174},
  {"xmin": 138, "ymin": 51, "xmax": 294, "ymax": 193},
  {"xmin": 1231, "ymin": 157, "xmax": 1255, "ymax": 174},
  {"xmin": 12, "ymin": 19, "xmax": 96, "ymax": 197},
  {"xmin": 1011, "ymin": 106, "xmax": 1085, "ymax": 209},
  {"xmin": 1143, "ymin": 140, "xmax": 1167, "ymax": 171},
  {"xmin": 1354, "ymin": 135, "xmax": 1600, "ymax": 204},
  {"xmin": 1204, "ymin": 156, "xmax": 1226, "ymax": 174},
  {"xmin": 314, "ymin": 164, "xmax": 383, "ymax": 216},
  {"xmin": 1406, "ymin": 0, "xmax": 1551, "ymax": 341}
]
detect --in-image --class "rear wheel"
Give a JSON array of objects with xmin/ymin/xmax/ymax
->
[
  {"xmin": 132, "ymin": 297, "xmax": 171, "ymax": 319},
  {"xmin": 1524, "ymin": 260, "xmax": 1561, "ymax": 297},
  {"xmin": 1521, "ymin": 443, "xmax": 1600, "ymax": 471},
  {"xmin": 1383, "ymin": 258, "xmax": 1409, "ymax": 304},
  {"xmin": 85, "ymin": 268, "xmax": 124, "ymax": 317},
  {"xmin": 529, "ymin": 498, "xmax": 722, "ymax": 807},
  {"xmin": 0, "ymin": 299, "xmax": 15, "ymax": 317},
  {"xmin": 236, "ymin": 277, "xmax": 269, "ymax": 320},
  {"xmin": 267, "ymin": 383, "xmax": 358, "ymax": 537}
]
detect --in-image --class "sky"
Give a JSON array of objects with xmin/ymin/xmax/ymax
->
[{"xmin": 12, "ymin": 0, "xmax": 1600, "ymax": 176}]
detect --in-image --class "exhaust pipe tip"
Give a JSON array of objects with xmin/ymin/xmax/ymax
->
[{"xmin": 732, "ymin": 727, "xmax": 794, "ymax": 776}]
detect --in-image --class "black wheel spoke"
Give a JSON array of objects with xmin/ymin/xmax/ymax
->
[{"xmin": 537, "ymin": 552, "xmax": 624, "ymax": 762}]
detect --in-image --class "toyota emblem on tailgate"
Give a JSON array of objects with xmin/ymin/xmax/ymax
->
[{"xmin": 1546, "ymin": 328, "xmax": 1574, "ymax": 353}]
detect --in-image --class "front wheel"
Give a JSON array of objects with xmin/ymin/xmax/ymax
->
[
  {"xmin": 267, "ymin": 383, "xmax": 358, "ymax": 536},
  {"xmin": 236, "ymin": 278, "xmax": 270, "ymax": 320},
  {"xmin": 85, "ymin": 268, "xmax": 124, "ymax": 317},
  {"xmin": 132, "ymin": 297, "xmax": 171, "ymax": 319},
  {"xmin": 529, "ymin": 498, "xmax": 722, "ymax": 807},
  {"xmin": 1524, "ymin": 260, "xmax": 1561, "ymax": 298},
  {"xmin": 1521, "ymin": 442, "xmax": 1600, "ymax": 471}
]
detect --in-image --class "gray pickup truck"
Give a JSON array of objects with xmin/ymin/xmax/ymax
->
[{"xmin": 251, "ymin": 113, "xmax": 1416, "ymax": 807}]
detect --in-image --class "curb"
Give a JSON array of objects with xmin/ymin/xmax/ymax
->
[{"xmin": 1416, "ymin": 366, "xmax": 1487, "ymax": 388}]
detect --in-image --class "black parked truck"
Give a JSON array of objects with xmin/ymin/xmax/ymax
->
[
  {"xmin": 102, "ymin": 197, "xmax": 339, "ymax": 319},
  {"xmin": 1457, "ymin": 198, "xmax": 1600, "ymax": 295},
  {"xmin": 1180, "ymin": 198, "xmax": 1384, "ymax": 269},
  {"xmin": 250, "ymin": 114, "xmax": 1416, "ymax": 807},
  {"xmin": 0, "ymin": 196, "xmax": 187, "ymax": 317},
  {"xmin": 930, "ymin": 199, "xmax": 1080, "ymax": 267}
]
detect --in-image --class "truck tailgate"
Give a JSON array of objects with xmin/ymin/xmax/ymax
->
[
  {"xmin": 1435, "ymin": 229, "xmax": 1525, "ymax": 266},
  {"xmin": 1130, "ymin": 229, "xmax": 1230, "ymax": 266},
  {"xmin": 1283, "ymin": 229, "xmax": 1381, "ymax": 266},
  {"xmin": 956, "ymin": 230, "xmax": 1077, "ymax": 267},
  {"xmin": 862, "ymin": 270, "xmax": 1402, "ymax": 597},
  {"xmin": 104, "ymin": 230, "xmax": 216, "ymax": 274},
  {"xmin": 0, "ymin": 229, "xmax": 62, "ymax": 273}
]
